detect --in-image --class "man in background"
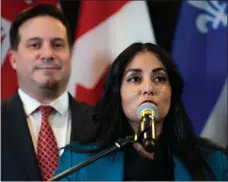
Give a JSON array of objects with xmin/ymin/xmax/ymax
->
[{"xmin": 1, "ymin": 4, "xmax": 95, "ymax": 181}]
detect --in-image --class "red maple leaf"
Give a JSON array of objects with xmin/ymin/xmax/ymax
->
[{"xmin": 75, "ymin": 66, "xmax": 110, "ymax": 106}]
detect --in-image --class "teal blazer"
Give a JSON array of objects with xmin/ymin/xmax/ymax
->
[{"xmin": 55, "ymin": 144, "xmax": 228, "ymax": 181}]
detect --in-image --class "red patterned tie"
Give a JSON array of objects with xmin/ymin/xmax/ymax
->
[{"xmin": 37, "ymin": 106, "xmax": 59, "ymax": 181}]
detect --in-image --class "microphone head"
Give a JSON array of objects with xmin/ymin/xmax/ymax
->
[{"xmin": 137, "ymin": 102, "xmax": 158, "ymax": 119}]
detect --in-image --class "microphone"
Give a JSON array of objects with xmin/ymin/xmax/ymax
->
[{"xmin": 135, "ymin": 102, "xmax": 158, "ymax": 153}]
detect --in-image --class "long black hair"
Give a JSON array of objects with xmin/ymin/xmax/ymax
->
[{"xmin": 77, "ymin": 43, "xmax": 225, "ymax": 180}]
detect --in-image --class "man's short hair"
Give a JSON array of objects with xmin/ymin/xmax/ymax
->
[{"xmin": 9, "ymin": 4, "xmax": 72, "ymax": 50}]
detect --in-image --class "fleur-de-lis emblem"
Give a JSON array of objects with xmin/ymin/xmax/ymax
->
[{"xmin": 188, "ymin": 1, "xmax": 227, "ymax": 33}]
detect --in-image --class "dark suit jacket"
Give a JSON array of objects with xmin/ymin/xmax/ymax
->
[{"xmin": 1, "ymin": 92, "xmax": 96, "ymax": 181}]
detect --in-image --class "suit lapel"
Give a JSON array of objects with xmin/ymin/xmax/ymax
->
[
  {"xmin": 81, "ymin": 151, "xmax": 192, "ymax": 181},
  {"xmin": 5, "ymin": 93, "xmax": 42, "ymax": 180},
  {"xmin": 85, "ymin": 151, "xmax": 125, "ymax": 180},
  {"xmin": 102, "ymin": 152, "xmax": 191, "ymax": 181},
  {"xmin": 69, "ymin": 94, "xmax": 96, "ymax": 143},
  {"xmin": 173, "ymin": 156, "xmax": 192, "ymax": 180}
]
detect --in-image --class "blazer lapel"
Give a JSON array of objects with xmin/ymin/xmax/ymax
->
[
  {"xmin": 173, "ymin": 156, "xmax": 192, "ymax": 180},
  {"xmin": 5, "ymin": 93, "xmax": 41, "ymax": 180},
  {"xmin": 79, "ymin": 151, "xmax": 125, "ymax": 180},
  {"xmin": 103, "ymin": 153, "xmax": 192, "ymax": 181},
  {"xmin": 69, "ymin": 94, "xmax": 96, "ymax": 143},
  {"xmin": 84, "ymin": 151, "xmax": 192, "ymax": 181}
]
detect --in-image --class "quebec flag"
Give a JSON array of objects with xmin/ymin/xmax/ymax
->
[{"xmin": 172, "ymin": 1, "xmax": 227, "ymax": 147}]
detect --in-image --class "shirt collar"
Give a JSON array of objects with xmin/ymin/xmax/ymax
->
[{"xmin": 18, "ymin": 88, "xmax": 69, "ymax": 116}]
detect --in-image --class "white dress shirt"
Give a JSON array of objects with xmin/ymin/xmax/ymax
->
[{"xmin": 18, "ymin": 89, "xmax": 71, "ymax": 156}]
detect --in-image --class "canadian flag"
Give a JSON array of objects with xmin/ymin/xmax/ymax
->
[
  {"xmin": 1, "ymin": 1, "xmax": 59, "ymax": 99},
  {"xmin": 69, "ymin": 1, "xmax": 156, "ymax": 105}
]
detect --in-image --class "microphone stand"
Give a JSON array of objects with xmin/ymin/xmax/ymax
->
[{"xmin": 50, "ymin": 135, "xmax": 135, "ymax": 181}]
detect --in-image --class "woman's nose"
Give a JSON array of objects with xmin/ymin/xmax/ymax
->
[{"xmin": 142, "ymin": 80, "xmax": 154, "ymax": 96}]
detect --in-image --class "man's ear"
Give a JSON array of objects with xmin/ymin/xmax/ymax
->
[{"xmin": 8, "ymin": 50, "xmax": 17, "ymax": 70}]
